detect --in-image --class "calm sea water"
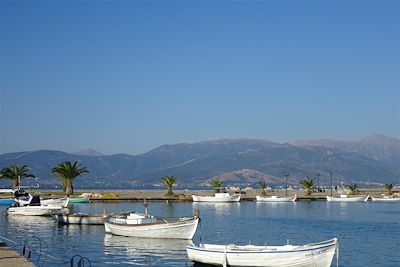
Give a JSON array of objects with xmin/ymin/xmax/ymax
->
[{"xmin": 0, "ymin": 201, "xmax": 399, "ymax": 267}]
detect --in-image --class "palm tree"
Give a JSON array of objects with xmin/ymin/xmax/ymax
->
[
  {"xmin": 0, "ymin": 164, "xmax": 35, "ymax": 189},
  {"xmin": 299, "ymin": 177, "xmax": 314, "ymax": 196},
  {"xmin": 347, "ymin": 183, "xmax": 358, "ymax": 195},
  {"xmin": 161, "ymin": 175, "xmax": 177, "ymax": 196},
  {"xmin": 51, "ymin": 161, "xmax": 89, "ymax": 195},
  {"xmin": 258, "ymin": 180, "xmax": 267, "ymax": 196},
  {"xmin": 384, "ymin": 183, "xmax": 397, "ymax": 195},
  {"xmin": 210, "ymin": 178, "xmax": 223, "ymax": 193}
]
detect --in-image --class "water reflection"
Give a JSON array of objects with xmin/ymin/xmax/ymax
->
[
  {"xmin": 192, "ymin": 202, "xmax": 240, "ymax": 216},
  {"xmin": 6, "ymin": 214, "xmax": 55, "ymax": 233},
  {"xmin": 55, "ymin": 223, "xmax": 105, "ymax": 237},
  {"xmin": 103, "ymin": 235, "xmax": 193, "ymax": 266}
]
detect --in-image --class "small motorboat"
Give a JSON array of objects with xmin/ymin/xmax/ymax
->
[
  {"xmin": 14, "ymin": 192, "xmax": 69, "ymax": 208},
  {"xmin": 186, "ymin": 238, "xmax": 338, "ymax": 267},
  {"xmin": 256, "ymin": 195, "xmax": 297, "ymax": 202},
  {"xmin": 104, "ymin": 212, "xmax": 199, "ymax": 240},
  {"xmin": 52, "ymin": 213, "xmax": 109, "ymax": 225},
  {"xmin": 371, "ymin": 196, "xmax": 400, "ymax": 202},
  {"xmin": 192, "ymin": 193, "xmax": 241, "ymax": 202},
  {"xmin": 326, "ymin": 195, "xmax": 369, "ymax": 202},
  {"xmin": 7, "ymin": 195, "xmax": 67, "ymax": 216}
]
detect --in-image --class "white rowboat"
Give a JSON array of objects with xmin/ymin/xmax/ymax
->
[
  {"xmin": 192, "ymin": 193, "xmax": 241, "ymax": 202},
  {"xmin": 371, "ymin": 196, "xmax": 400, "ymax": 202},
  {"xmin": 104, "ymin": 212, "xmax": 199, "ymax": 240},
  {"xmin": 41, "ymin": 197, "xmax": 69, "ymax": 207},
  {"xmin": 256, "ymin": 195, "xmax": 297, "ymax": 202},
  {"xmin": 326, "ymin": 195, "xmax": 369, "ymax": 202},
  {"xmin": 187, "ymin": 238, "xmax": 338, "ymax": 267}
]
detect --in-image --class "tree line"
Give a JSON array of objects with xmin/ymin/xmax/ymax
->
[
  {"xmin": 1, "ymin": 164, "xmax": 397, "ymax": 197},
  {"xmin": 0, "ymin": 161, "xmax": 88, "ymax": 194}
]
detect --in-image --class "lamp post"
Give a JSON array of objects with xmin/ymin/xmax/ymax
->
[
  {"xmin": 330, "ymin": 172, "xmax": 333, "ymax": 196},
  {"xmin": 284, "ymin": 172, "xmax": 290, "ymax": 196},
  {"xmin": 316, "ymin": 172, "xmax": 320, "ymax": 193}
]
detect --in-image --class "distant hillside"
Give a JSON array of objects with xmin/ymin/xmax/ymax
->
[
  {"xmin": 293, "ymin": 135, "xmax": 400, "ymax": 169},
  {"xmin": 1, "ymin": 136, "xmax": 399, "ymax": 187}
]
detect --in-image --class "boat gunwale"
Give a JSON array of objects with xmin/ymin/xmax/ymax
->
[
  {"xmin": 104, "ymin": 217, "xmax": 198, "ymax": 228},
  {"xmin": 186, "ymin": 240, "xmax": 337, "ymax": 254}
]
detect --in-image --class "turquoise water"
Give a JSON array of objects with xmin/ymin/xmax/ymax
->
[{"xmin": 0, "ymin": 201, "xmax": 399, "ymax": 266}]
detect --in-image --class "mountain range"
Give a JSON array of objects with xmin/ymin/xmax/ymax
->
[{"xmin": 0, "ymin": 135, "xmax": 399, "ymax": 187}]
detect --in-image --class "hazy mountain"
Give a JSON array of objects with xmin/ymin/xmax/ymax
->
[
  {"xmin": 72, "ymin": 149, "xmax": 104, "ymax": 157},
  {"xmin": 293, "ymin": 134, "xmax": 400, "ymax": 168},
  {"xmin": 1, "ymin": 136, "xmax": 399, "ymax": 187}
]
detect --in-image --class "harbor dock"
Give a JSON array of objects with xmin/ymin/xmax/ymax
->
[{"xmin": 0, "ymin": 242, "xmax": 35, "ymax": 267}]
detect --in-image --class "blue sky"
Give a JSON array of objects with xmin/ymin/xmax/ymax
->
[{"xmin": 1, "ymin": 0, "xmax": 399, "ymax": 155}]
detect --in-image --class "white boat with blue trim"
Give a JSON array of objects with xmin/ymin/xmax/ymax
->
[{"xmin": 186, "ymin": 238, "xmax": 338, "ymax": 267}]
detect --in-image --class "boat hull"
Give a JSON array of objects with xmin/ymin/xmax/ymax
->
[
  {"xmin": 192, "ymin": 193, "xmax": 241, "ymax": 202},
  {"xmin": 326, "ymin": 195, "xmax": 369, "ymax": 202},
  {"xmin": 104, "ymin": 217, "xmax": 199, "ymax": 239},
  {"xmin": 256, "ymin": 195, "xmax": 297, "ymax": 202},
  {"xmin": 52, "ymin": 214, "xmax": 107, "ymax": 224},
  {"xmin": 41, "ymin": 198, "xmax": 69, "ymax": 207},
  {"xmin": 7, "ymin": 206, "xmax": 66, "ymax": 216},
  {"xmin": 69, "ymin": 197, "xmax": 89, "ymax": 204},
  {"xmin": 371, "ymin": 197, "xmax": 400, "ymax": 202},
  {"xmin": 187, "ymin": 239, "xmax": 337, "ymax": 267}
]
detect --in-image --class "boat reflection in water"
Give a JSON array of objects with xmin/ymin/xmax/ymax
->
[
  {"xmin": 103, "ymin": 234, "xmax": 193, "ymax": 266},
  {"xmin": 192, "ymin": 202, "xmax": 240, "ymax": 216},
  {"xmin": 6, "ymin": 214, "xmax": 54, "ymax": 233}
]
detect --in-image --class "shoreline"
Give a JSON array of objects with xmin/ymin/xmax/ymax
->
[{"xmin": 2, "ymin": 188, "xmax": 395, "ymax": 202}]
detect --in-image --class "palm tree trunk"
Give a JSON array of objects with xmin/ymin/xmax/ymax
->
[
  {"xmin": 65, "ymin": 179, "xmax": 74, "ymax": 195},
  {"xmin": 13, "ymin": 179, "xmax": 19, "ymax": 189}
]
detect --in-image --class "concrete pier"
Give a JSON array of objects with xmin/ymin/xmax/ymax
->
[{"xmin": 0, "ymin": 242, "xmax": 35, "ymax": 267}]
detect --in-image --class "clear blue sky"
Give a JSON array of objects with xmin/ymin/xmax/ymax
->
[{"xmin": 1, "ymin": 0, "xmax": 399, "ymax": 155}]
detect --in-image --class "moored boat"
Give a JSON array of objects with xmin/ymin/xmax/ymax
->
[
  {"xmin": 7, "ymin": 205, "xmax": 66, "ymax": 216},
  {"xmin": 41, "ymin": 197, "xmax": 69, "ymax": 207},
  {"xmin": 192, "ymin": 193, "xmax": 241, "ymax": 202},
  {"xmin": 256, "ymin": 195, "xmax": 297, "ymax": 202},
  {"xmin": 186, "ymin": 238, "xmax": 338, "ymax": 267},
  {"xmin": 14, "ymin": 193, "xmax": 69, "ymax": 208},
  {"xmin": 69, "ymin": 197, "xmax": 90, "ymax": 204},
  {"xmin": 7, "ymin": 195, "xmax": 67, "ymax": 216},
  {"xmin": 371, "ymin": 196, "xmax": 400, "ymax": 202},
  {"xmin": 326, "ymin": 195, "xmax": 369, "ymax": 202},
  {"xmin": 52, "ymin": 213, "xmax": 109, "ymax": 224},
  {"xmin": 104, "ymin": 212, "xmax": 199, "ymax": 239}
]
